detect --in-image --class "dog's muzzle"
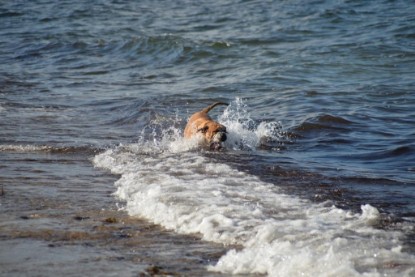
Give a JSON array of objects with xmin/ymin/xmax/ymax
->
[
  {"xmin": 210, "ymin": 131, "xmax": 227, "ymax": 150},
  {"xmin": 213, "ymin": 131, "xmax": 227, "ymax": 142}
]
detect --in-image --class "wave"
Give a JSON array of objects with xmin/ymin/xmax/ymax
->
[
  {"xmin": 0, "ymin": 11, "xmax": 24, "ymax": 18},
  {"xmin": 94, "ymin": 144, "xmax": 415, "ymax": 276},
  {"xmin": 12, "ymin": 32, "xmax": 234, "ymax": 73},
  {"xmin": 130, "ymin": 98, "xmax": 288, "ymax": 153},
  {"xmin": 93, "ymin": 98, "xmax": 415, "ymax": 276},
  {"xmin": 0, "ymin": 144, "xmax": 100, "ymax": 155},
  {"xmin": 12, "ymin": 34, "xmax": 187, "ymax": 70},
  {"xmin": 294, "ymin": 114, "xmax": 353, "ymax": 134},
  {"xmin": 345, "ymin": 145, "xmax": 414, "ymax": 162}
]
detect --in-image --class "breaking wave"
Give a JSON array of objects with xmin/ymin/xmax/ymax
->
[{"xmin": 93, "ymin": 98, "xmax": 415, "ymax": 276}]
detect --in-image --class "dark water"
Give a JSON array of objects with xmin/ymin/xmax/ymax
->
[{"xmin": 1, "ymin": 0, "xmax": 415, "ymax": 276}]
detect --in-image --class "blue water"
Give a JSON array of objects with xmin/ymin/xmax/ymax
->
[{"xmin": 1, "ymin": 0, "xmax": 415, "ymax": 275}]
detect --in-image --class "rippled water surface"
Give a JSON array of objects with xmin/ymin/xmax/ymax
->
[{"xmin": 1, "ymin": 0, "xmax": 414, "ymax": 276}]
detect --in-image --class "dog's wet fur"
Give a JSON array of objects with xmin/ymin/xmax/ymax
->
[{"xmin": 184, "ymin": 102, "xmax": 228, "ymax": 150}]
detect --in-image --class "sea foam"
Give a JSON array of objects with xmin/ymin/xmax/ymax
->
[{"xmin": 93, "ymin": 99, "xmax": 415, "ymax": 276}]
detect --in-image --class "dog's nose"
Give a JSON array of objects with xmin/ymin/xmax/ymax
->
[
  {"xmin": 213, "ymin": 131, "xmax": 227, "ymax": 143},
  {"xmin": 218, "ymin": 132, "xmax": 227, "ymax": 142}
]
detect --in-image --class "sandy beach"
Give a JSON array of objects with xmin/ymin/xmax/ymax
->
[{"xmin": 0, "ymin": 150, "xmax": 229, "ymax": 276}]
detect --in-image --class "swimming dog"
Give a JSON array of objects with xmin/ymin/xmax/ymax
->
[{"xmin": 184, "ymin": 102, "xmax": 228, "ymax": 150}]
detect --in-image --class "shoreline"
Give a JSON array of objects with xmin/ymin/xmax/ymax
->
[{"xmin": 0, "ymin": 151, "xmax": 229, "ymax": 276}]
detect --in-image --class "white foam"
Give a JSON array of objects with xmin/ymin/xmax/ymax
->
[
  {"xmin": 93, "ymin": 98, "xmax": 415, "ymax": 276},
  {"xmin": 0, "ymin": 144, "xmax": 53, "ymax": 152},
  {"xmin": 94, "ymin": 144, "xmax": 415, "ymax": 276}
]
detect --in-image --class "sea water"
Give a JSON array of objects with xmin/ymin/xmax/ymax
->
[{"xmin": 1, "ymin": 0, "xmax": 414, "ymax": 276}]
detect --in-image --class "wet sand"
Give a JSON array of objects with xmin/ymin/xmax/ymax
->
[{"xmin": 0, "ymin": 150, "xmax": 231, "ymax": 276}]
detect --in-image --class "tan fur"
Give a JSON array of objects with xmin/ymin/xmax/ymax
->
[{"xmin": 184, "ymin": 102, "xmax": 228, "ymax": 146}]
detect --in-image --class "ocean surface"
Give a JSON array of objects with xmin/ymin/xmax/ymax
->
[{"xmin": 1, "ymin": 0, "xmax": 414, "ymax": 276}]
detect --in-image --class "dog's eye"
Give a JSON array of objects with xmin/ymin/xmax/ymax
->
[{"xmin": 198, "ymin": 126, "xmax": 209, "ymax": 133}]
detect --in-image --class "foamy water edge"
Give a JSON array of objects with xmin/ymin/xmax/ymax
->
[{"xmin": 93, "ymin": 103, "xmax": 415, "ymax": 277}]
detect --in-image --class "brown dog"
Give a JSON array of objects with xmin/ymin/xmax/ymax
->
[{"xmin": 184, "ymin": 102, "xmax": 229, "ymax": 150}]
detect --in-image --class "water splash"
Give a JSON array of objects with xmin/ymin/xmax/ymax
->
[
  {"xmin": 133, "ymin": 98, "xmax": 287, "ymax": 154},
  {"xmin": 220, "ymin": 98, "xmax": 286, "ymax": 151}
]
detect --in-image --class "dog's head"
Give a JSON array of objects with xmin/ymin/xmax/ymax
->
[{"xmin": 197, "ymin": 121, "xmax": 227, "ymax": 150}]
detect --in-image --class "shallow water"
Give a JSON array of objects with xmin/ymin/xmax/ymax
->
[{"xmin": 1, "ymin": 0, "xmax": 414, "ymax": 276}]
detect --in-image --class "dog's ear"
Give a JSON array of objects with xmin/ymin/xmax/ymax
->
[{"xmin": 197, "ymin": 125, "xmax": 209, "ymax": 134}]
